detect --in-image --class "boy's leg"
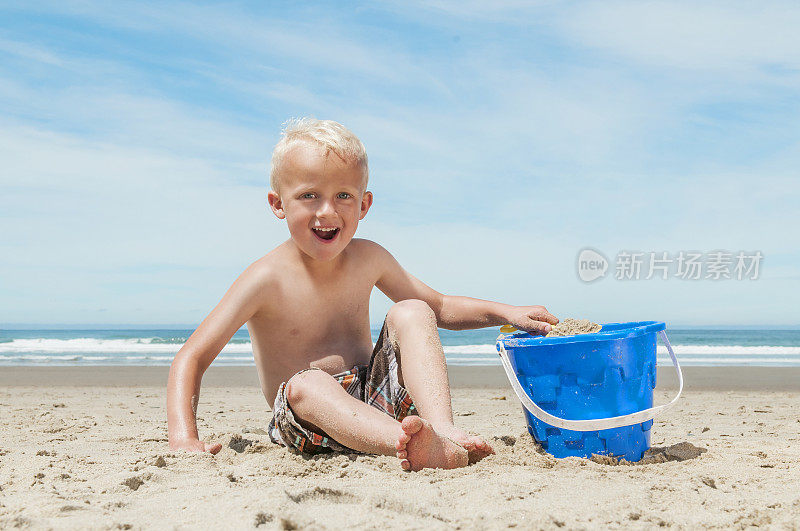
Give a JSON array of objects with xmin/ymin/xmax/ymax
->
[
  {"xmin": 284, "ymin": 368, "xmax": 467, "ymax": 470},
  {"xmin": 385, "ymin": 299, "xmax": 494, "ymax": 461}
]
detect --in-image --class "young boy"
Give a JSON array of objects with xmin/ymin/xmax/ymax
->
[{"xmin": 166, "ymin": 118, "xmax": 558, "ymax": 471}]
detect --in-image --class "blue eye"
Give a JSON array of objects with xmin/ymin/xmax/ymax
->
[
  {"xmin": 337, "ymin": 192, "xmax": 351, "ymax": 199},
  {"xmin": 300, "ymin": 192, "xmax": 315, "ymax": 199}
]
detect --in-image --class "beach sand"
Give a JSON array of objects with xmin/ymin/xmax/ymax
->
[{"xmin": 1, "ymin": 367, "xmax": 799, "ymax": 529}]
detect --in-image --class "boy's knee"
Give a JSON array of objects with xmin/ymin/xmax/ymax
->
[
  {"xmin": 387, "ymin": 299, "xmax": 435, "ymax": 328},
  {"xmin": 285, "ymin": 369, "xmax": 329, "ymax": 407}
]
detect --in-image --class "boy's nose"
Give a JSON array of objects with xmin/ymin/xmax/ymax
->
[{"xmin": 316, "ymin": 200, "xmax": 336, "ymax": 218}]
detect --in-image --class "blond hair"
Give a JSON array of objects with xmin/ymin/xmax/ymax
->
[{"xmin": 270, "ymin": 117, "xmax": 369, "ymax": 192}]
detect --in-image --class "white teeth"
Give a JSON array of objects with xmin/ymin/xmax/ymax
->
[{"xmin": 314, "ymin": 227, "xmax": 337, "ymax": 231}]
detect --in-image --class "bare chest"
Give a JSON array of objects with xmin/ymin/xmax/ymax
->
[{"xmin": 246, "ymin": 272, "xmax": 377, "ymax": 404}]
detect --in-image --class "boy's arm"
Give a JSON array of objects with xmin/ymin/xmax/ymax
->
[
  {"xmin": 167, "ymin": 264, "xmax": 269, "ymax": 453},
  {"xmin": 373, "ymin": 244, "xmax": 558, "ymax": 334}
]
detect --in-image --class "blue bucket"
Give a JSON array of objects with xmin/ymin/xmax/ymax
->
[{"xmin": 496, "ymin": 321, "xmax": 683, "ymax": 462}]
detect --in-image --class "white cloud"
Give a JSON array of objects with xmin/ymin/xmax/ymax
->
[
  {"xmin": 6, "ymin": 1, "xmax": 442, "ymax": 88},
  {"xmin": 0, "ymin": 37, "xmax": 65, "ymax": 66},
  {"xmin": 556, "ymin": 1, "xmax": 800, "ymax": 74},
  {"xmin": 0, "ymin": 124, "xmax": 281, "ymax": 261},
  {"xmin": 375, "ymin": 0, "xmax": 558, "ymax": 24}
]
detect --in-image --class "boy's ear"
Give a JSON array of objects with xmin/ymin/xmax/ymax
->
[
  {"xmin": 359, "ymin": 191, "xmax": 373, "ymax": 220},
  {"xmin": 267, "ymin": 190, "xmax": 286, "ymax": 219}
]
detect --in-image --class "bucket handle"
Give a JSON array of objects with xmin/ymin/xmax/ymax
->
[{"xmin": 496, "ymin": 330, "xmax": 683, "ymax": 432}]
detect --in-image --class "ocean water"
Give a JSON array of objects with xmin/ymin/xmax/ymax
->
[{"xmin": 1, "ymin": 327, "xmax": 799, "ymax": 367}]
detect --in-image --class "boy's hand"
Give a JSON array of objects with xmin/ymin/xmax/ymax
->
[
  {"xmin": 169, "ymin": 438, "xmax": 222, "ymax": 455},
  {"xmin": 505, "ymin": 305, "xmax": 559, "ymax": 335}
]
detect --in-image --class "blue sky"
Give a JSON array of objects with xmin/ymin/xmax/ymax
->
[{"xmin": 1, "ymin": 1, "xmax": 798, "ymax": 327}]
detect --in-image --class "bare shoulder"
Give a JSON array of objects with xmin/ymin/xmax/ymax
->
[
  {"xmin": 222, "ymin": 250, "xmax": 288, "ymax": 320},
  {"xmin": 348, "ymin": 238, "xmax": 394, "ymax": 264},
  {"xmin": 347, "ymin": 239, "xmax": 404, "ymax": 288},
  {"xmin": 244, "ymin": 249, "xmax": 286, "ymax": 289}
]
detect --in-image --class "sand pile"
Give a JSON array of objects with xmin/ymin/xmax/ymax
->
[
  {"xmin": 589, "ymin": 441, "xmax": 707, "ymax": 466},
  {"xmin": 546, "ymin": 318, "xmax": 602, "ymax": 337}
]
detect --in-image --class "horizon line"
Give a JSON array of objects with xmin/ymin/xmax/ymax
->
[{"xmin": 2, "ymin": 323, "xmax": 800, "ymax": 331}]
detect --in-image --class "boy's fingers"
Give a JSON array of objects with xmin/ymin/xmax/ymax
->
[
  {"xmin": 525, "ymin": 320, "xmax": 551, "ymax": 335},
  {"xmin": 531, "ymin": 307, "xmax": 559, "ymax": 325},
  {"xmin": 542, "ymin": 313, "xmax": 559, "ymax": 325}
]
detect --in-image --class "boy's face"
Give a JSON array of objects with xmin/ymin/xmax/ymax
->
[{"xmin": 268, "ymin": 142, "xmax": 372, "ymax": 262}]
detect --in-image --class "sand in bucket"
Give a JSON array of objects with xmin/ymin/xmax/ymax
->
[{"xmin": 546, "ymin": 318, "xmax": 601, "ymax": 337}]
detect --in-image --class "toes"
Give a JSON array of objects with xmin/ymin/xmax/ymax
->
[
  {"xmin": 400, "ymin": 459, "xmax": 411, "ymax": 471},
  {"xmin": 401, "ymin": 415, "xmax": 424, "ymax": 436},
  {"xmin": 472, "ymin": 438, "xmax": 492, "ymax": 453},
  {"xmin": 399, "ymin": 432, "xmax": 411, "ymax": 445},
  {"xmin": 206, "ymin": 443, "xmax": 222, "ymax": 455},
  {"xmin": 397, "ymin": 450, "xmax": 407, "ymax": 459}
]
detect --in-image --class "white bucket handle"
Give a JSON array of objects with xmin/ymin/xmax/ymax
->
[{"xmin": 497, "ymin": 330, "xmax": 683, "ymax": 431}]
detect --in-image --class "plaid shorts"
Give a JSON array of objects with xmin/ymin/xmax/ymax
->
[{"xmin": 268, "ymin": 320, "xmax": 417, "ymax": 455}]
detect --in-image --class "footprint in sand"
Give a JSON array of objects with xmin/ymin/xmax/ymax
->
[
  {"xmin": 103, "ymin": 501, "xmax": 127, "ymax": 510},
  {"xmin": 228, "ymin": 434, "xmax": 253, "ymax": 453},
  {"xmin": 254, "ymin": 512, "xmax": 273, "ymax": 527},
  {"xmin": 494, "ymin": 435, "xmax": 516, "ymax": 447},
  {"xmin": 284, "ymin": 486, "xmax": 358, "ymax": 504},
  {"xmin": 700, "ymin": 476, "xmax": 717, "ymax": 489},
  {"xmin": 121, "ymin": 473, "xmax": 151, "ymax": 491},
  {"xmin": 242, "ymin": 426, "xmax": 268, "ymax": 435}
]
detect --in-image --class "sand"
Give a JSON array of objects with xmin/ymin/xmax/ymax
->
[
  {"xmin": 546, "ymin": 318, "xmax": 602, "ymax": 337},
  {"xmin": 1, "ymin": 368, "xmax": 799, "ymax": 529}
]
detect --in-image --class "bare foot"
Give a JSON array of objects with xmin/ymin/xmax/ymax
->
[
  {"xmin": 433, "ymin": 424, "xmax": 494, "ymax": 464},
  {"xmin": 395, "ymin": 416, "xmax": 468, "ymax": 471}
]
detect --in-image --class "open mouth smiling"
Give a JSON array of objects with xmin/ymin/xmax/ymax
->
[{"xmin": 311, "ymin": 227, "xmax": 340, "ymax": 242}]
